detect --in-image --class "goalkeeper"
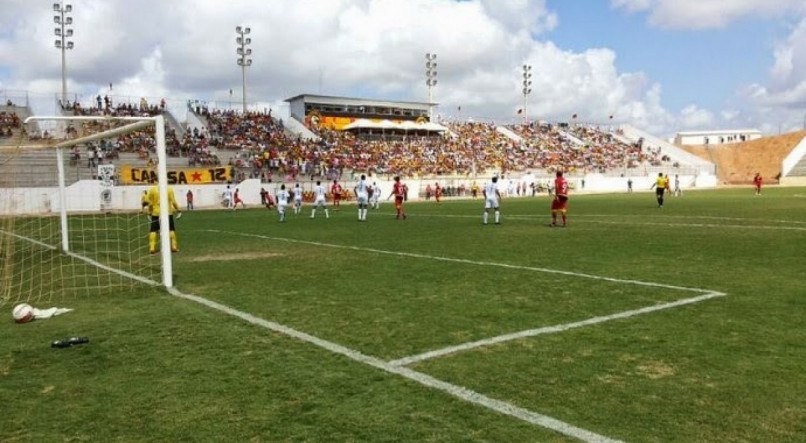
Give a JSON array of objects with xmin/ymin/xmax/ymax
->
[{"xmin": 144, "ymin": 185, "xmax": 181, "ymax": 253}]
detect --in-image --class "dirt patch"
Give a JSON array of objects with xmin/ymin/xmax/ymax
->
[
  {"xmin": 41, "ymin": 385, "xmax": 55, "ymax": 394},
  {"xmin": 681, "ymin": 131, "xmax": 806, "ymax": 184},
  {"xmin": 188, "ymin": 252, "xmax": 283, "ymax": 262},
  {"xmin": 635, "ymin": 360, "xmax": 676, "ymax": 379}
]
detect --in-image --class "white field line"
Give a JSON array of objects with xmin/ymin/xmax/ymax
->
[
  {"xmin": 1, "ymin": 230, "xmax": 622, "ymax": 442},
  {"xmin": 205, "ymin": 229, "xmax": 715, "ymax": 294},
  {"xmin": 166, "ymin": 286, "xmax": 622, "ymax": 443},
  {"xmin": 388, "ymin": 291, "xmax": 725, "ymax": 367},
  {"xmin": 393, "ymin": 213, "xmax": 806, "ymax": 231}
]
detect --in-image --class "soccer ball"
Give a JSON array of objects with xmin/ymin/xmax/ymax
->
[{"xmin": 12, "ymin": 303, "xmax": 34, "ymax": 324}]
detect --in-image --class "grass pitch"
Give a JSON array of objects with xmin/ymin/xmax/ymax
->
[{"xmin": 2, "ymin": 187, "xmax": 805, "ymax": 441}]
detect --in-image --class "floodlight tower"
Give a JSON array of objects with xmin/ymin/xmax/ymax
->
[
  {"xmin": 236, "ymin": 26, "xmax": 253, "ymax": 113},
  {"xmin": 522, "ymin": 64, "xmax": 533, "ymax": 125},
  {"xmin": 53, "ymin": 2, "xmax": 74, "ymax": 106},
  {"xmin": 425, "ymin": 53, "xmax": 438, "ymax": 120}
]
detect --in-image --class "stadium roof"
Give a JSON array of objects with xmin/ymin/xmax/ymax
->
[
  {"xmin": 675, "ymin": 129, "xmax": 761, "ymax": 136},
  {"xmin": 285, "ymin": 94, "xmax": 437, "ymax": 109}
]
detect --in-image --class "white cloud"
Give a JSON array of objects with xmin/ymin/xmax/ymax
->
[
  {"xmin": 611, "ymin": 0, "xmax": 806, "ymax": 29},
  {"xmin": 679, "ymin": 104, "xmax": 715, "ymax": 128},
  {"xmin": 2, "ymin": 0, "xmax": 798, "ymax": 137}
]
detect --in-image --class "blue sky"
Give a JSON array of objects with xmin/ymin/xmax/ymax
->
[{"xmin": 547, "ymin": 1, "xmax": 778, "ymax": 112}]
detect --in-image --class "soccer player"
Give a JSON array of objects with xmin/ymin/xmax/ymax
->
[
  {"xmin": 389, "ymin": 176, "xmax": 407, "ymax": 220},
  {"xmin": 370, "ymin": 181, "xmax": 381, "ymax": 209},
  {"xmin": 482, "ymin": 176, "xmax": 502, "ymax": 225},
  {"xmin": 222, "ymin": 185, "xmax": 233, "ymax": 209},
  {"xmin": 471, "ymin": 181, "xmax": 479, "ymax": 198},
  {"xmin": 276, "ymin": 184, "xmax": 289, "ymax": 222},
  {"xmin": 140, "ymin": 190, "xmax": 149, "ymax": 214},
  {"xmin": 145, "ymin": 185, "xmax": 180, "ymax": 253},
  {"xmin": 186, "ymin": 189, "xmax": 194, "ymax": 210},
  {"xmin": 310, "ymin": 180, "xmax": 330, "ymax": 219},
  {"xmin": 673, "ymin": 174, "xmax": 682, "ymax": 197},
  {"xmin": 234, "ymin": 188, "xmax": 246, "ymax": 209},
  {"xmin": 434, "ymin": 182, "xmax": 442, "ymax": 203},
  {"xmin": 753, "ymin": 172, "xmax": 763, "ymax": 195},
  {"xmin": 331, "ymin": 180, "xmax": 342, "ymax": 210},
  {"xmin": 550, "ymin": 171, "xmax": 569, "ymax": 227},
  {"xmin": 292, "ymin": 183, "xmax": 303, "ymax": 214},
  {"xmin": 627, "ymin": 178, "xmax": 633, "ymax": 193},
  {"xmin": 650, "ymin": 172, "xmax": 668, "ymax": 208},
  {"xmin": 354, "ymin": 174, "xmax": 369, "ymax": 221}
]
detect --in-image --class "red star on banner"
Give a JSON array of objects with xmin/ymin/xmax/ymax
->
[{"xmin": 191, "ymin": 171, "xmax": 202, "ymax": 182}]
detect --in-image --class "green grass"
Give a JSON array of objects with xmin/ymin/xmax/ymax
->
[{"xmin": 2, "ymin": 187, "xmax": 805, "ymax": 441}]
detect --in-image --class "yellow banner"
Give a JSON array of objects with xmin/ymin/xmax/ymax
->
[{"xmin": 120, "ymin": 165, "xmax": 232, "ymax": 185}]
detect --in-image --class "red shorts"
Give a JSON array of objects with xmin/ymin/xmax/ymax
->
[
  {"xmin": 395, "ymin": 197, "xmax": 404, "ymax": 209},
  {"xmin": 333, "ymin": 193, "xmax": 341, "ymax": 201},
  {"xmin": 551, "ymin": 196, "xmax": 568, "ymax": 211}
]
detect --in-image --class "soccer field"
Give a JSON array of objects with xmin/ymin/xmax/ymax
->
[{"xmin": 2, "ymin": 187, "xmax": 805, "ymax": 441}]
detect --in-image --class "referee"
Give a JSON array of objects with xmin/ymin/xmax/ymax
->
[{"xmin": 649, "ymin": 173, "xmax": 668, "ymax": 208}]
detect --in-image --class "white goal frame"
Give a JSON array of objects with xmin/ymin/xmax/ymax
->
[{"xmin": 20, "ymin": 115, "xmax": 174, "ymax": 288}]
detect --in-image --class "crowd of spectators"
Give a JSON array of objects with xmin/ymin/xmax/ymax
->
[
  {"xmin": 0, "ymin": 111, "xmax": 21, "ymax": 138},
  {"xmin": 24, "ymin": 99, "xmax": 675, "ymax": 178},
  {"xmin": 508, "ymin": 122, "xmax": 665, "ymax": 173}
]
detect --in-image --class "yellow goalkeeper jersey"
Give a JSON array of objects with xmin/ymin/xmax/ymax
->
[{"xmin": 146, "ymin": 186, "xmax": 179, "ymax": 216}]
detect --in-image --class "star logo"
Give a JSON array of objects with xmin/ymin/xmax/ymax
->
[{"xmin": 191, "ymin": 171, "xmax": 203, "ymax": 182}]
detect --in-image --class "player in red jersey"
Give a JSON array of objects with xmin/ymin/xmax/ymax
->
[
  {"xmin": 434, "ymin": 182, "xmax": 442, "ymax": 203},
  {"xmin": 550, "ymin": 171, "xmax": 569, "ymax": 227},
  {"xmin": 389, "ymin": 176, "xmax": 408, "ymax": 219},
  {"xmin": 331, "ymin": 180, "xmax": 343, "ymax": 209},
  {"xmin": 753, "ymin": 172, "xmax": 762, "ymax": 195}
]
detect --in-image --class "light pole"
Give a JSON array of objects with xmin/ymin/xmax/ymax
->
[
  {"xmin": 236, "ymin": 26, "xmax": 252, "ymax": 113},
  {"xmin": 53, "ymin": 2, "xmax": 74, "ymax": 106},
  {"xmin": 522, "ymin": 64, "xmax": 532, "ymax": 125},
  {"xmin": 425, "ymin": 53, "xmax": 437, "ymax": 120}
]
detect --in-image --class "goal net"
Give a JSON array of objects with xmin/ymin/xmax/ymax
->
[{"xmin": 0, "ymin": 116, "xmax": 173, "ymax": 308}]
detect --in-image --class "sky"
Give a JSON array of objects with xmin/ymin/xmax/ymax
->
[{"xmin": 0, "ymin": 0, "xmax": 804, "ymax": 137}]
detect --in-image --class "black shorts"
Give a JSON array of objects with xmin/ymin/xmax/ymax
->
[
  {"xmin": 150, "ymin": 215, "xmax": 175, "ymax": 233},
  {"xmin": 655, "ymin": 188, "xmax": 665, "ymax": 197}
]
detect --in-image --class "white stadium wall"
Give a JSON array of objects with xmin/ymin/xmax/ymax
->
[{"xmin": 1, "ymin": 173, "xmax": 714, "ymax": 216}]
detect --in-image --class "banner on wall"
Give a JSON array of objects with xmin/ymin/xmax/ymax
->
[{"xmin": 120, "ymin": 165, "xmax": 232, "ymax": 185}]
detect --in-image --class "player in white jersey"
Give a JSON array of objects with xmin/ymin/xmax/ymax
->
[
  {"xmin": 370, "ymin": 181, "xmax": 381, "ymax": 209},
  {"xmin": 483, "ymin": 176, "xmax": 502, "ymax": 225},
  {"xmin": 222, "ymin": 185, "xmax": 234, "ymax": 209},
  {"xmin": 276, "ymin": 184, "xmax": 289, "ymax": 222},
  {"xmin": 310, "ymin": 180, "xmax": 330, "ymax": 219},
  {"xmin": 354, "ymin": 174, "xmax": 369, "ymax": 221},
  {"xmin": 292, "ymin": 183, "xmax": 303, "ymax": 214}
]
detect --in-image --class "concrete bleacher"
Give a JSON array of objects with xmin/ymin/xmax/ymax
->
[
  {"xmin": 780, "ymin": 134, "xmax": 806, "ymax": 185},
  {"xmin": 285, "ymin": 116, "xmax": 320, "ymax": 141},
  {"xmin": 620, "ymin": 124, "xmax": 716, "ymax": 176}
]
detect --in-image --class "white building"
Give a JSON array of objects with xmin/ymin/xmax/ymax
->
[{"xmin": 674, "ymin": 129, "xmax": 762, "ymax": 146}]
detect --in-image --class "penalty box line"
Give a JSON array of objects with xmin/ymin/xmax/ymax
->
[
  {"xmin": 204, "ymin": 229, "xmax": 718, "ymax": 294},
  {"xmin": 207, "ymin": 229, "xmax": 726, "ymax": 367},
  {"xmin": 388, "ymin": 291, "xmax": 725, "ymax": 366},
  {"xmin": 1, "ymin": 230, "xmax": 623, "ymax": 442}
]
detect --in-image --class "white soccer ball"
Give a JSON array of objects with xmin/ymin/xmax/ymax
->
[{"xmin": 12, "ymin": 303, "xmax": 34, "ymax": 324}]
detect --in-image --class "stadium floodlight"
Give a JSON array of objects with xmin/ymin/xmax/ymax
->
[
  {"xmin": 425, "ymin": 53, "xmax": 438, "ymax": 120},
  {"xmin": 236, "ymin": 25, "xmax": 253, "ymax": 113},
  {"xmin": 52, "ymin": 1, "xmax": 74, "ymax": 106},
  {"xmin": 522, "ymin": 64, "xmax": 533, "ymax": 124}
]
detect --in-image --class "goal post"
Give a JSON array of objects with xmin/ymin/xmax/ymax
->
[{"xmin": 1, "ymin": 115, "xmax": 174, "ymax": 307}]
